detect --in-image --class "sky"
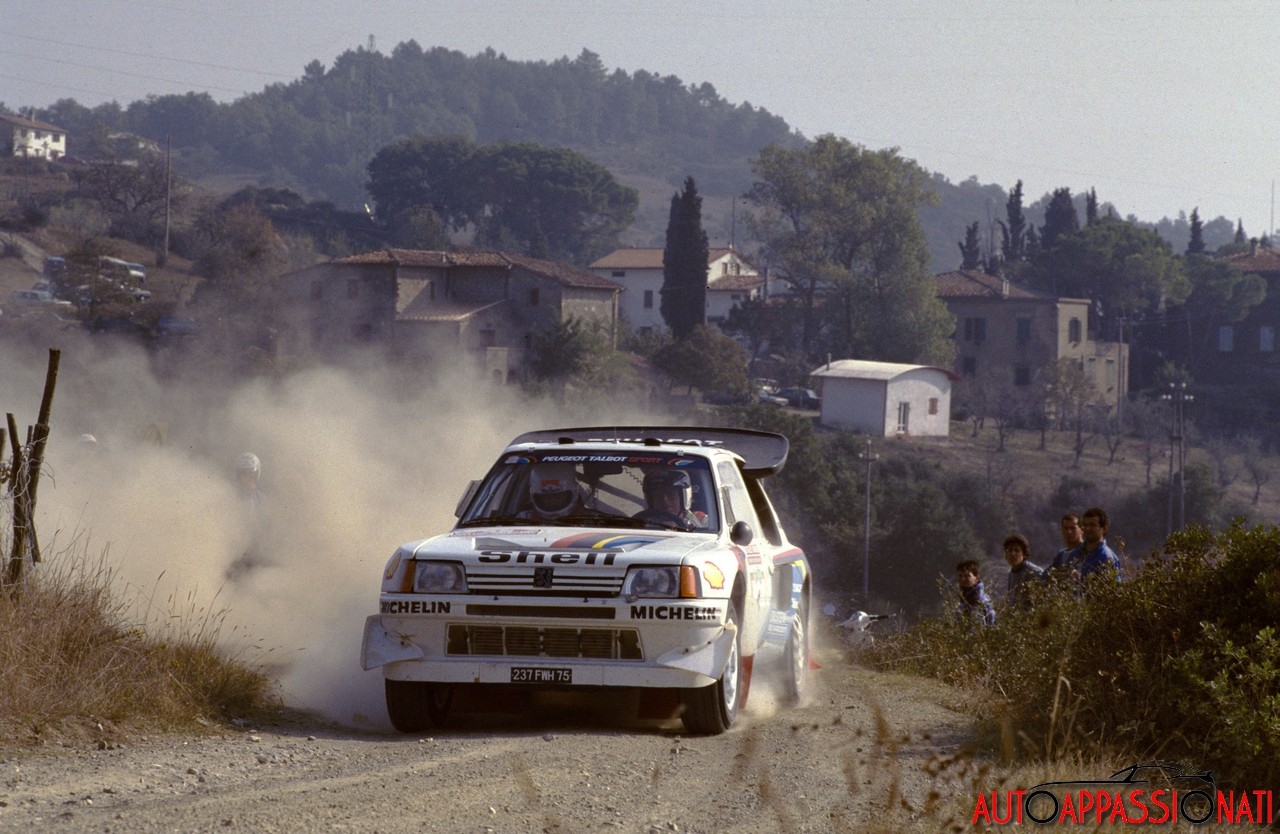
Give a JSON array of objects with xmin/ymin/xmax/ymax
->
[{"xmin": 3, "ymin": 0, "xmax": 1278, "ymax": 234}]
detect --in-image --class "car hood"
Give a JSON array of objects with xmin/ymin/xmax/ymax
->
[{"xmin": 396, "ymin": 526, "xmax": 719, "ymax": 565}]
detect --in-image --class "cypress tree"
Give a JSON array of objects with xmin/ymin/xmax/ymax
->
[
  {"xmin": 958, "ymin": 221, "xmax": 982, "ymax": 269},
  {"xmin": 661, "ymin": 176, "xmax": 709, "ymax": 339},
  {"xmin": 1186, "ymin": 208, "xmax": 1206, "ymax": 255}
]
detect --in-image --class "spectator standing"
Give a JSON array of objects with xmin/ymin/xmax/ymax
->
[
  {"xmin": 955, "ymin": 560, "xmax": 996, "ymax": 626},
  {"xmin": 1003, "ymin": 533, "xmax": 1047, "ymax": 608},
  {"xmin": 1050, "ymin": 513, "xmax": 1084, "ymax": 571},
  {"xmin": 1072, "ymin": 507, "xmax": 1123, "ymax": 581}
]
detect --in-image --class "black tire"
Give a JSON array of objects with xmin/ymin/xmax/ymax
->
[
  {"xmin": 781, "ymin": 603, "xmax": 809, "ymax": 705},
  {"xmin": 385, "ymin": 680, "xmax": 449, "ymax": 733},
  {"xmin": 680, "ymin": 603, "xmax": 742, "ymax": 734}
]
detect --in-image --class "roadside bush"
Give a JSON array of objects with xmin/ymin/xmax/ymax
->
[
  {"xmin": 872, "ymin": 522, "xmax": 1280, "ymax": 789},
  {"xmin": 0, "ymin": 548, "xmax": 274, "ymax": 743}
]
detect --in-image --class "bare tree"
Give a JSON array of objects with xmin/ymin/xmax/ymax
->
[{"xmin": 1240, "ymin": 434, "xmax": 1272, "ymax": 505}]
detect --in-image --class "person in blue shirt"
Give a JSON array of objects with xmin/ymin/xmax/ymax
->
[
  {"xmin": 1003, "ymin": 533, "xmax": 1047, "ymax": 608},
  {"xmin": 1050, "ymin": 513, "xmax": 1083, "ymax": 572},
  {"xmin": 1058, "ymin": 506, "xmax": 1122, "ymax": 589},
  {"xmin": 955, "ymin": 560, "xmax": 996, "ymax": 626}
]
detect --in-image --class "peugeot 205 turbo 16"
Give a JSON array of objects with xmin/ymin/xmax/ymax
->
[{"xmin": 361, "ymin": 426, "xmax": 813, "ymax": 734}]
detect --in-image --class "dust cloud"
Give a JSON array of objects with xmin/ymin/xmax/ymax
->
[{"xmin": 6, "ymin": 335, "xmax": 666, "ymax": 730}]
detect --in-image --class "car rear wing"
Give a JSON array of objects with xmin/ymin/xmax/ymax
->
[{"xmin": 507, "ymin": 426, "xmax": 790, "ymax": 478}]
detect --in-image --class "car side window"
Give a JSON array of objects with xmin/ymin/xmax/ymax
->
[{"xmin": 716, "ymin": 461, "xmax": 759, "ymax": 533}]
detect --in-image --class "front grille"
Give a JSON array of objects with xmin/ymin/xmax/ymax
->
[
  {"xmin": 465, "ymin": 566, "xmax": 625, "ymax": 595},
  {"xmin": 447, "ymin": 624, "xmax": 642, "ymax": 660}
]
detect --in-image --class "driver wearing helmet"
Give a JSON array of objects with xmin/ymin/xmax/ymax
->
[
  {"xmin": 639, "ymin": 469, "xmax": 706, "ymax": 529},
  {"xmin": 523, "ymin": 461, "xmax": 597, "ymax": 520}
]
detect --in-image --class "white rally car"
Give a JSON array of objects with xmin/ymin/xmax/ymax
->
[{"xmin": 361, "ymin": 426, "xmax": 812, "ymax": 734}]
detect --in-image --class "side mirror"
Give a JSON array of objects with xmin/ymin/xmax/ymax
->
[{"xmin": 730, "ymin": 520, "xmax": 754, "ymax": 546}]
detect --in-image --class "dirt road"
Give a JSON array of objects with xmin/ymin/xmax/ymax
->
[{"xmin": 0, "ymin": 643, "xmax": 978, "ymax": 834}]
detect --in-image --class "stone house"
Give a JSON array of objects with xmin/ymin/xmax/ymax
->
[
  {"xmin": 277, "ymin": 249, "xmax": 622, "ymax": 383},
  {"xmin": 935, "ymin": 269, "xmax": 1129, "ymax": 412},
  {"xmin": 810, "ymin": 359, "xmax": 956, "ymax": 437},
  {"xmin": 1, "ymin": 114, "xmax": 66, "ymax": 160},
  {"xmin": 589, "ymin": 246, "xmax": 762, "ymax": 336}
]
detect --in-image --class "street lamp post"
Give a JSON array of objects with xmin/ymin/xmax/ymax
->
[{"xmin": 858, "ymin": 437, "xmax": 879, "ymax": 602}]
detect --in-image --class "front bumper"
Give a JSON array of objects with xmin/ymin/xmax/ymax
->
[{"xmin": 361, "ymin": 595, "xmax": 734, "ymax": 688}]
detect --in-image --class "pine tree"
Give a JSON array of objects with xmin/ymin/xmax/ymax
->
[
  {"xmin": 1040, "ymin": 188, "xmax": 1079, "ymax": 251},
  {"xmin": 1085, "ymin": 188, "xmax": 1099, "ymax": 225},
  {"xmin": 1000, "ymin": 180, "xmax": 1026, "ymax": 262},
  {"xmin": 1235, "ymin": 219, "xmax": 1247, "ymax": 244},
  {"xmin": 661, "ymin": 176, "xmax": 709, "ymax": 340},
  {"xmin": 958, "ymin": 222, "xmax": 982, "ymax": 269},
  {"xmin": 1186, "ymin": 207, "xmax": 1206, "ymax": 255}
]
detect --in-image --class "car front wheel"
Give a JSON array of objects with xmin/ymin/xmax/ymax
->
[{"xmin": 680, "ymin": 603, "xmax": 742, "ymax": 734}]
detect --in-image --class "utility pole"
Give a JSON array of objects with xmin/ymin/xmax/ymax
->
[
  {"xmin": 1161, "ymin": 382, "xmax": 1193, "ymax": 536},
  {"xmin": 858, "ymin": 438, "xmax": 879, "ymax": 601}
]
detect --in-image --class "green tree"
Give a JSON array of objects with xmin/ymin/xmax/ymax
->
[
  {"xmin": 468, "ymin": 142, "xmax": 638, "ymax": 264},
  {"xmin": 1176, "ymin": 254, "xmax": 1266, "ymax": 374},
  {"xmin": 1186, "ymin": 207, "xmax": 1206, "ymax": 255},
  {"xmin": 651, "ymin": 325, "xmax": 749, "ymax": 398},
  {"xmin": 1085, "ymin": 187, "xmax": 1099, "ymax": 225},
  {"xmin": 958, "ymin": 221, "xmax": 982, "ymax": 270},
  {"xmin": 661, "ymin": 176, "xmax": 709, "ymax": 339},
  {"xmin": 1040, "ymin": 187, "xmax": 1079, "ymax": 251},
  {"xmin": 745, "ymin": 135, "xmax": 953, "ymax": 364},
  {"xmin": 999, "ymin": 179, "xmax": 1027, "ymax": 262},
  {"xmin": 1027, "ymin": 215, "xmax": 1190, "ymax": 329}
]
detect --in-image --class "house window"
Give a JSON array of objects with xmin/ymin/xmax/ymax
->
[
  {"xmin": 1218, "ymin": 325, "xmax": 1234, "ymax": 352},
  {"xmin": 310, "ymin": 280, "xmax": 323, "ymax": 301},
  {"xmin": 644, "ymin": 290, "xmax": 654, "ymax": 309},
  {"xmin": 963, "ymin": 317, "xmax": 987, "ymax": 344},
  {"xmin": 1069, "ymin": 318, "xmax": 1082, "ymax": 343},
  {"xmin": 961, "ymin": 356, "xmax": 977, "ymax": 376},
  {"xmin": 529, "ymin": 288, "xmax": 539, "ymax": 306},
  {"xmin": 1260, "ymin": 326, "xmax": 1274, "ymax": 352},
  {"xmin": 352, "ymin": 323, "xmax": 373, "ymax": 341},
  {"xmin": 1014, "ymin": 367, "xmax": 1031, "ymax": 386},
  {"xmin": 1016, "ymin": 318, "xmax": 1032, "ymax": 343},
  {"xmin": 1106, "ymin": 359, "xmax": 1116, "ymax": 388},
  {"xmin": 479, "ymin": 329, "xmax": 496, "ymax": 348},
  {"xmin": 896, "ymin": 402, "xmax": 910, "ymax": 434},
  {"xmin": 928, "ymin": 397, "xmax": 938, "ymax": 415},
  {"xmin": 1087, "ymin": 356, "xmax": 1097, "ymax": 382},
  {"xmin": 428, "ymin": 281, "xmax": 435, "ymax": 301},
  {"xmin": 347, "ymin": 279, "xmax": 360, "ymax": 299},
  {"xmin": 612, "ymin": 270, "xmax": 625, "ymax": 278}
]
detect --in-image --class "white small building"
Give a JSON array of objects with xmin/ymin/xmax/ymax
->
[
  {"xmin": 811, "ymin": 359, "xmax": 957, "ymax": 438},
  {"xmin": 590, "ymin": 246, "xmax": 761, "ymax": 336},
  {"xmin": 1, "ymin": 114, "xmax": 66, "ymax": 160}
]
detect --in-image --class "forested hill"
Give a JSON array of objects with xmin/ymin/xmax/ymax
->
[{"xmin": 30, "ymin": 42, "xmax": 1214, "ymax": 269}]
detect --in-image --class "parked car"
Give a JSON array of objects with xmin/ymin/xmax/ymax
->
[
  {"xmin": 361, "ymin": 426, "xmax": 813, "ymax": 735},
  {"xmin": 778, "ymin": 388, "xmax": 821, "ymax": 410},
  {"xmin": 757, "ymin": 388, "xmax": 788, "ymax": 406},
  {"xmin": 7, "ymin": 288, "xmax": 75, "ymax": 312}
]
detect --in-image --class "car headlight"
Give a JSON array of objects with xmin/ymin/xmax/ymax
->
[
  {"xmin": 412, "ymin": 561, "xmax": 468, "ymax": 593},
  {"xmin": 624, "ymin": 566, "xmax": 704, "ymax": 598},
  {"xmin": 624, "ymin": 566, "xmax": 679, "ymax": 598}
]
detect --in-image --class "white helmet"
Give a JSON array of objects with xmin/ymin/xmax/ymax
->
[
  {"xmin": 234, "ymin": 452, "xmax": 261, "ymax": 475},
  {"xmin": 529, "ymin": 462, "xmax": 580, "ymax": 519}
]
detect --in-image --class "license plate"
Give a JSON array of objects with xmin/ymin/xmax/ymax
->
[{"xmin": 510, "ymin": 666, "xmax": 572, "ymax": 684}]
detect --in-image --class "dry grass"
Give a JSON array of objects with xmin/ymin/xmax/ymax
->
[{"xmin": 0, "ymin": 541, "xmax": 275, "ymax": 746}]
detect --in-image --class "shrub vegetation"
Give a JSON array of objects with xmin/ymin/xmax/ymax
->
[{"xmin": 870, "ymin": 522, "xmax": 1280, "ymax": 789}]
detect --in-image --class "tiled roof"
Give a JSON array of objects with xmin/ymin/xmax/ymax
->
[
  {"xmin": 935, "ymin": 269, "xmax": 1057, "ymax": 300},
  {"xmin": 0, "ymin": 114, "xmax": 65, "ymax": 133},
  {"xmin": 708, "ymin": 273, "xmax": 763, "ymax": 292},
  {"xmin": 332, "ymin": 249, "xmax": 620, "ymax": 289},
  {"xmin": 1223, "ymin": 245, "xmax": 1280, "ymax": 275},
  {"xmin": 590, "ymin": 246, "xmax": 755, "ymax": 271}
]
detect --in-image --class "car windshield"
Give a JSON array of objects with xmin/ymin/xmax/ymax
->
[{"xmin": 457, "ymin": 451, "xmax": 720, "ymax": 533}]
